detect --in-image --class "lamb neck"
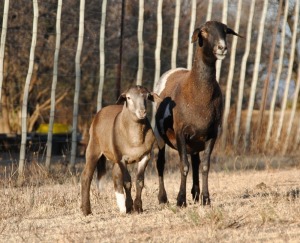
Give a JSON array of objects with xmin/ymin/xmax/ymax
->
[{"xmin": 118, "ymin": 110, "xmax": 147, "ymax": 146}]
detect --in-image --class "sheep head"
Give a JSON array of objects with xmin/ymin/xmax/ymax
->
[
  {"xmin": 116, "ymin": 85, "xmax": 160, "ymax": 120},
  {"xmin": 191, "ymin": 21, "xmax": 243, "ymax": 61}
]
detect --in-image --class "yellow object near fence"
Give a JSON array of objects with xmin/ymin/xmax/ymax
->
[{"xmin": 36, "ymin": 123, "xmax": 72, "ymax": 134}]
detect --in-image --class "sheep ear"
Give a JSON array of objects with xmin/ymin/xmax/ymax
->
[
  {"xmin": 226, "ymin": 28, "xmax": 244, "ymax": 38},
  {"xmin": 116, "ymin": 92, "xmax": 126, "ymax": 104},
  {"xmin": 192, "ymin": 27, "xmax": 206, "ymax": 47},
  {"xmin": 191, "ymin": 28, "xmax": 200, "ymax": 43},
  {"xmin": 148, "ymin": 92, "xmax": 161, "ymax": 103}
]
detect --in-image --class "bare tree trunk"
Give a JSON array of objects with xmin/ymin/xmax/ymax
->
[
  {"xmin": 275, "ymin": 0, "xmax": 298, "ymax": 144},
  {"xmin": 19, "ymin": 0, "xmax": 39, "ymax": 180},
  {"xmin": 136, "ymin": 0, "xmax": 144, "ymax": 85},
  {"xmin": 97, "ymin": 0, "xmax": 107, "ymax": 111},
  {"xmin": 151, "ymin": 0, "xmax": 163, "ymax": 126},
  {"xmin": 264, "ymin": 0, "xmax": 289, "ymax": 149},
  {"xmin": 244, "ymin": 0, "xmax": 268, "ymax": 150},
  {"xmin": 257, "ymin": 0, "xmax": 283, "ymax": 142},
  {"xmin": 216, "ymin": 0, "xmax": 227, "ymax": 82},
  {"xmin": 284, "ymin": 63, "xmax": 300, "ymax": 154},
  {"xmin": 234, "ymin": 0, "xmax": 256, "ymax": 149},
  {"xmin": 45, "ymin": 0, "xmax": 62, "ymax": 169},
  {"xmin": 221, "ymin": 0, "xmax": 242, "ymax": 149},
  {"xmin": 0, "ymin": 0, "xmax": 9, "ymax": 106},
  {"xmin": 70, "ymin": 0, "xmax": 85, "ymax": 172},
  {"xmin": 187, "ymin": 0, "xmax": 196, "ymax": 70},
  {"xmin": 171, "ymin": 0, "xmax": 180, "ymax": 69},
  {"xmin": 206, "ymin": 0, "xmax": 213, "ymax": 21}
]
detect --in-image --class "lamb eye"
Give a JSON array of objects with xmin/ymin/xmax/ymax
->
[{"xmin": 126, "ymin": 96, "xmax": 131, "ymax": 100}]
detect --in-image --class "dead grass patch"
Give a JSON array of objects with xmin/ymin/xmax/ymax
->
[{"xmin": 0, "ymin": 159, "xmax": 299, "ymax": 242}]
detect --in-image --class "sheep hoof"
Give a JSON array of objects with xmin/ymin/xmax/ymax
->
[
  {"xmin": 125, "ymin": 198, "xmax": 133, "ymax": 213},
  {"xmin": 134, "ymin": 199, "xmax": 143, "ymax": 213},
  {"xmin": 158, "ymin": 189, "xmax": 168, "ymax": 204},
  {"xmin": 176, "ymin": 193, "xmax": 187, "ymax": 207},
  {"xmin": 191, "ymin": 186, "xmax": 200, "ymax": 203},
  {"xmin": 201, "ymin": 194, "xmax": 211, "ymax": 206},
  {"xmin": 81, "ymin": 206, "xmax": 92, "ymax": 216}
]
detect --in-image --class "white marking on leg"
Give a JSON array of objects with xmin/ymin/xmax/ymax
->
[
  {"xmin": 96, "ymin": 177, "xmax": 104, "ymax": 192},
  {"xmin": 115, "ymin": 192, "xmax": 126, "ymax": 213}
]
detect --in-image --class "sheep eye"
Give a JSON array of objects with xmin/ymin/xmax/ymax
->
[{"xmin": 126, "ymin": 96, "xmax": 131, "ymax": 100}]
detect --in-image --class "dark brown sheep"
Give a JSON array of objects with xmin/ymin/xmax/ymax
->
[
  {"xmin": 154, "ymin": 21, "xmax": 242, "ymax": 206},
  {"xmin": 81, "ymin": 85, "xmax": 160, "ymax": 216}
]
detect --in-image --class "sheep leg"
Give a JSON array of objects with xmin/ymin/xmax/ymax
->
[
  {"xmin": 119, "ymin": 160, "xmax": 134, "ymax": 213},
  {"xmin": 156, "ymin": 146, "xmax": 168, "ymax": 204},
  {"xmin": 176, "ymin": 133, "xmax": 189, "ymax": 207},
  {"xmin": 201, "ymin": 138, "xmax": 215, "ymax": 205},
  {"xmin": 191, "ymin": 153, "xmax": 200, "ymax": 202},
  {"xmin": 112, "ymin": 163, "xmax": 127, "ymax": 213},
  {"xmin": 81, "ymin": 146, "xmax": 99, "ymax": 216},
  {"xmin": 96, "ymin": 155, "xmax": 106, "ymax": 192},
  {"xmin": 134, "ymin": 155, "xmax": 149, "ymax": 213}
]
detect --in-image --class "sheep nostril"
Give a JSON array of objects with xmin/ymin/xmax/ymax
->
[
  {"xmin": 139, "ymin": 109, "xmax": 146, "ymax": 117},
  {"xmin": 218, "ymin": 45, "xmax": 227, "ymax": 51}
]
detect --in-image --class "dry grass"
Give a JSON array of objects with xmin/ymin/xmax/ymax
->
[{"xmin": 0, "ymin": 158, "xmax": 300, "ymax": 242}]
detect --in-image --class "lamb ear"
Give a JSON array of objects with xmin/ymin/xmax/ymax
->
[
  {"xmin": 148, "ymin": 92, "xmax": 162, "ymax": 103},
  {"xmin": 116, "ymin": 92, "xmax": 126, "ymax": 104},
  {"xmin": 226, "ymin": 27, "xmax": 244, "ymax": 38}
]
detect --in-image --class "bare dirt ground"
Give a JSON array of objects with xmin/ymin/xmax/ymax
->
[{"xmin": 0, "ymin": 158, "xmax": 299, "ymax": 242}]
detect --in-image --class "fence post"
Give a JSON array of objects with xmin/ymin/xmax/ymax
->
[
  {"xmin": 18, "ymin": 0, "xmax": 39, "ymax": 180},
  {"xmin": 70, "ymin": 0, "xmax": 85, "ymax": 172}
]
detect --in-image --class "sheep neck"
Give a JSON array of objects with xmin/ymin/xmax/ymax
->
[{"xmin": 190, "ymin": 46, "xmax": 217, "ymax": 90}]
